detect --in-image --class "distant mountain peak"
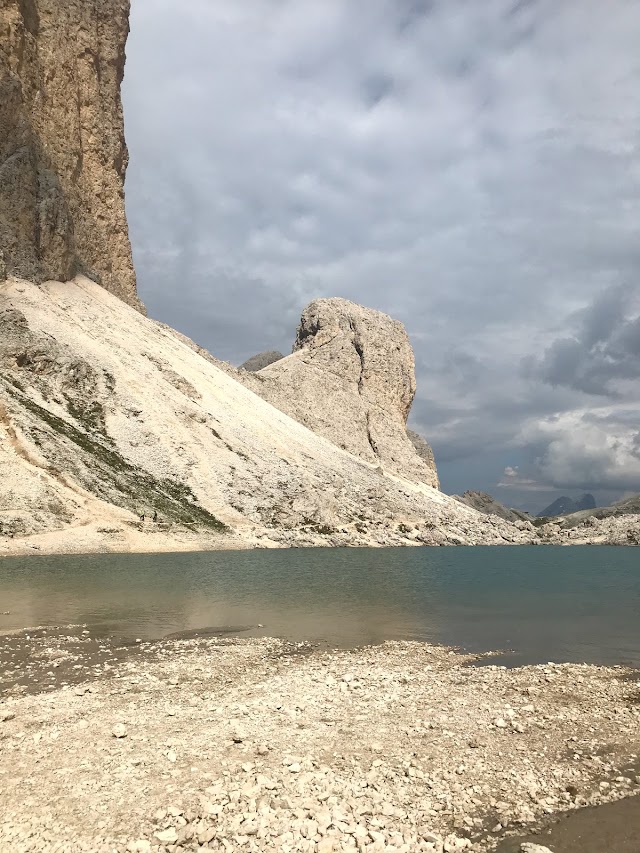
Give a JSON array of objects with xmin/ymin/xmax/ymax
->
[{"xmin": 537, "ymin": 493, "xmax": 596, "ymax": 517}]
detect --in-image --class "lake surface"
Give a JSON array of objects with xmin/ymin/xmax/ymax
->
[{"xmin": 0, "ymin": 546, "xmax": 639, "ymax": 666}]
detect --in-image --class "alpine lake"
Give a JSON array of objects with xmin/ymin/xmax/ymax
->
[{"xmin": 1, "ymin": 545, "xmax": 639, "ymax": 668}]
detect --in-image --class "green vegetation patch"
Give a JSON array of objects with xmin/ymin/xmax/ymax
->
[{"xmin": 1, "ymin": 379, "xmax": 228, "ymax": 532}]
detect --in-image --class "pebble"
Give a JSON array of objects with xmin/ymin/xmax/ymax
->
[
  {"xmin": 128, "ymin": 841, "xmax": 151, "ymax": 852},
  {"xmin": 0, "ymin": 635, "xmax": 636, "ymax": 853},
  {"xmin": 154, "ymin": 827, "xmax": 177, "ymax": 843}
]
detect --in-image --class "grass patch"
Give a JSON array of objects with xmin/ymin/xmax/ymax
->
[{"xmin": 2, "ymin": 380, "xmax": 228, "ymax": 532}]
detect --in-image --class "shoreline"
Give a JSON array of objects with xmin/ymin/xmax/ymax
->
[
  {"xmin": 0, "ymin": 523, "xmax": 259, "ymax": 559},
  {"xmin": 1, "ymin": 632, "xmax": 639, "ymax": 852},
  {"xmin": 0, "ymin": 530, "xmax": 636, "ymax": 559}
]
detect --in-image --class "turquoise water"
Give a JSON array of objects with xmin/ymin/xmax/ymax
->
[{"xmin": 0, "ymin": 546, "xmax": 639, "ymax": 666}]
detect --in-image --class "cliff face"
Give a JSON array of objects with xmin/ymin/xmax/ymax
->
[
  {"xmin": 240, "ymin": 299, "xmax": 440, "ymax": 489},
  {"xmin": 0, "ymin": 0, "xmax": 142, "ymax": 310}
]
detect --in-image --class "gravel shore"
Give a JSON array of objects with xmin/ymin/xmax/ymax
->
[{"xmin": 1, "ymin": 633, "xmax": 639, "ymax": 853}]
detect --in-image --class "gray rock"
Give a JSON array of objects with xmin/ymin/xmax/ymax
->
[
  {"xmin": 240, "ymin": 351, "xmax": 285, "ymax": 372},
  {"xmin": 452, "ymin": 491, "xmax": 532, "ymax": 524},
  {"xmin": 520, "ymin": 844, "xmax": 555, "ymax": 853},
  {"xmin": 407, "ymin": 429, "xmax": 439, "ymax": 489},
  {"xmin": 248, "ymin": 298, "xmax": 440, "ymax": 488}
]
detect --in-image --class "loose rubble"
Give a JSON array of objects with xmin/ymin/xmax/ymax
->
[
  {"xmin": 539, "ymin": 513, "xmax": 640, "ymax": 546},
  {"xmin": 1, "ymin": 635, "xmax": 639, "ymax": 852}
]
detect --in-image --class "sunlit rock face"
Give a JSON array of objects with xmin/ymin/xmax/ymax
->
[
  {"xmin": 0, "ymin": 0, "xmax": 143, "ymax": 310},
  {"xmin": 251, "ymin": 298, "xmax": 440, "ymax": 489}
]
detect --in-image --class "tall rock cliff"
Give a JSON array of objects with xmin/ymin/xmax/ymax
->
[
  {"xmin": 240, "ymin": 299, "xmax": 440, "ymax": 489},
  {"xmin": 0, "ymin": 0, "xmax": 142, "ymax": 310}
]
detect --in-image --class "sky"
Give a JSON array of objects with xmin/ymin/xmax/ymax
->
[{"xmin": 121, "ymin": 0, "xmax": 640, "ymax": 512}]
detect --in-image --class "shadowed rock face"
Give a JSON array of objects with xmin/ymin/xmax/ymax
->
[
  {"xmin": 407, "ymin": 429, "xmax": 439, "ymax": 490},
  {"xmin": 537, "ymin": 493, "xmax": 596, "ymax": 517},
  {"xmin": 453, "ymin": 491, "xmax": 533, "ymax": 524},
  {"xmin": 0, "ymin": 0, "xmax": 143, "ymax": 310},
  {"xmin": 251, "ymin": 298, "xmax": 440, "ymax": 488},
  {"xmin": 240, "ymin": 351, "xmax": 284, "ymax": 372}
]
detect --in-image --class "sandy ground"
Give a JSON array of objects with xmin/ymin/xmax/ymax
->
[
  {"xmin": 1, "ymin": 631, "xmax": 639, "ymax": 853},
  {"xmin": 0, "ymin": 521, "xmax": 257, "ymax": 558}
]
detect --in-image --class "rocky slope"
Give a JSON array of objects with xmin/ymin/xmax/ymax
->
[
  {"xmin": 0, "ymin": 277, "xmax": 539, "ymax": 554},
  {"xmin": 538, "ymin": 514, "xmax": 640, "ymax": 546},
  {"xmin": 536, "ymin": 494, "xmax": 640, "ymax": 545},
  {"xmin": 540, "ymin": 493, "xmax": 640, "ymax": 529},
  {"xmin": 453, "ymin": 492, "xmax": 534, "ymax": 525},
  {"xmin": 0, "ymin": 0, "xmax": 141, "ymax": 310},
  {"xmin": 236, "ymin": 299, "xmax": 439, "ymax": 490}
]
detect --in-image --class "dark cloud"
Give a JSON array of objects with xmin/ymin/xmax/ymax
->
[
  {"xmin": 122, "ymin": 0, "xmax": 640, "ymax": 508},
  {"xmin": 528, "ymin": 285, "xmax": 640, "ymax": 396}
]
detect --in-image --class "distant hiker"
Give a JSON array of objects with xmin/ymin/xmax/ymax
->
[
  {"xmin": 140, "ymin": 513, "xmax": 145, "ymax": 522},
  {"xmin": 153, "ymin": 511, "xmax": 158, "ymax": 523}
]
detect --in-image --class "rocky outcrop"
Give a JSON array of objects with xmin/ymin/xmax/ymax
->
[
  {"xmin": 407, "ymin": 429, "xmax": 439, "ymax": 489},
  {"xmin": 242, "ymin": 298, "xmax": 439, "ymax": 489},
  {"xmin": 539, "ymin": 513, "xmax": 640, "ymax": 545},
  {"xmin": 0, "ymin": 277, "xmax": 538, "ymax": 552},
  {"xmin": 240, "ymin": 351, "xmax": 284, "ymax": 372},
  {"xmin": 537, "ymin": 493, "xmax": 640, "ymax": 531},
  {"xmin": 0, "ymin": 0, "xmax": 142, "ymax": 310},
  {"xmin": 453, "ymin": 491, "xmax": 534, "ymax": 524}
]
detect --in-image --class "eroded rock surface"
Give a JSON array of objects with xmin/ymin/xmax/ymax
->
[
  {"xmin": 0, "ymin": 0, "xmax": 142, "ymax": 309},
  {"xmin": 453, "ymin": 491, "xmax": 533, "ymax": 525},
  {"xmin": 407, "ymin": 429, "xmax": 439, "ymax": 489},
  {"xmin": 244, "ymin": 299, "xmax": 439, "ymax": 489},
  {"xmin": 0, "ymin": 277, "xmax": 538, "ymax": 552}
]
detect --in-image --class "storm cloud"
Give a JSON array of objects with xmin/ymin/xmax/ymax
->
[
  {"xmin": 122, "ymin": 0, "xmax": 640, "ymax": 510},
  {"xmin": 527, "ymin": 285, "xmax": 640, "ymax": 397}
]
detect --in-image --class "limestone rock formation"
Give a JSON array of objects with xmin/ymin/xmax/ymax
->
[
  {"xmin": 453, "ymin": 491, "xmax": 533, "ymax": 524},
  {"xmin": 0, "ymin": 0, "xmax": 142, "ymax": 310},
  {"xmin": 243, "ymin": 298, "xmax": 439, "ymax": 489},
  {"xmin": 240, "ymin": 351, "xmax": 284, "ymax": 372},
  {"xmin": 407, "ymin": 429, "xmax": 439, "ymax": 489},
  {"xmin": 0, "ymin": 277, "xmax": 539, "ymax": 553}
]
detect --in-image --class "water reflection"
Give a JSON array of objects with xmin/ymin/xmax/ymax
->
[{"xmin": 0, "ymin": 546, "xmax": 639, "ymax": 666}]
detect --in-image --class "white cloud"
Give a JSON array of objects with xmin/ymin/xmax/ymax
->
[
  {"xmin": 498, "ymin": 466, "xmax": 549, "ymax": 491},
  {"xmin": 520, "ymin": 407, "xmax": 640, "ymax": 491}
]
